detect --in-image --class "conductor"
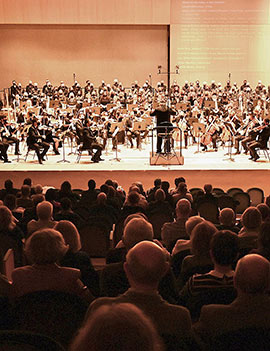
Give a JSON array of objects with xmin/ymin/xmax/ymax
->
[{"xmin": 150, "ymin": 103, "xmax": 176, "ymax": 153}]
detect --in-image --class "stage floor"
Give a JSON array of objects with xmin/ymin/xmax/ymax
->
[{"xmin": 1, "ymin": 140, "xmax": 270, "ymax": 193}]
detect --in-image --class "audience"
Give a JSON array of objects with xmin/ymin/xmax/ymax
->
[
  {"xmin": 88, "ymin": 241, "xmax": 192, "ymax": 349},
  {"xmin": 71, "ymin": 303, "xmax": 164, "ymax": 351},
  {"xmin": 216, "ymin": 208, "xmax": 240, "ymax": 233},
  {"xmin": 16, "ymin": 185, "xmax": 34, "ymax": 209},
  {"xmin": 11, "ymin": 228, "xmax": 94, "ymax": 302},
  {"xmin": 193, "ymin": 254, "xmax": 270, "ymax": 344},
  {"xmin": 161, "ymin": 198, "xmax": 191, "ymax": 251},
  {"xmin": 251, "ymin": 221, "xmax": 270, "ymax": 260},
  {"xmin": 27, "ymin": 201, "xmax": 58, "ymax": 236}
]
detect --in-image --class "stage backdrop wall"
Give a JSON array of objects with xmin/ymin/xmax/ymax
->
[
  {"xmin": 170, "ymin": 0, "xmax": 270, "ymax": 86},
  {"xmin": 0, "ymin": 24, "xmax": 168, "ymax": 87}
]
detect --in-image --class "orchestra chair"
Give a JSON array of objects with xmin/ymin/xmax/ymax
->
[
  {"xmin": 76, "ymin": 148, "xmax": 93, "ymax": 163},
  {"xmin": 233, "ymin": 192, "xmax": 251, "ymax": 215},
  {"xmin": 257, "ymin": 141, "xmax": 270, "ymax": 161},
  {"xmin": 79, "ymin": 218, "xmax": 111, "ymax": 257},
  {"xmin": 227, "ymin": 187, "xmax": 244, "ymax": 197},
  {"xmin": 0, "ymin": 330, "xmax": 65, "ymax": 351},
  {"xmin": 11, "ymin": 290, "xmax": 88, "ymax": 349},
  {"xmin": 247, "ymin": 187, "xmax": 264, "ymax": 206},
  {"xmin": 210, "ymin": 328, "xmax": 270, "ymax": 351},
  {"xmin": 197, "ymin": 201, "xmax": 219, "ymax": 224},
  {"xmin": 24, "ymin": 146, "xmax": 48, "ymax": 162}
]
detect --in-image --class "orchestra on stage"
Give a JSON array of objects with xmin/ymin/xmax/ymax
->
[{"xmin": 0, "ymin": 77, "xmax": 270, "ymax": 163}]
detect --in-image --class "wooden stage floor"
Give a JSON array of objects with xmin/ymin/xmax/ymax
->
[{"xmin": 1, "ymin": 141, "xmax": 270, "ymax": 194}]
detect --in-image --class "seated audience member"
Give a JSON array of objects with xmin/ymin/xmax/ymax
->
[
  {"xmin": 71, "ymin": 303, "xmax": 164, "ymax": 351},
  {"xmin": 11, "ymin": 228, "xmax": 94, "ymax": 302},
  {"xmin": 170, "ymin": 177, "xmax": 186, "ymax": 196},
  {"xmin": 257, "ymin": 203, "xmax": 270, "ymax": 222},
  {"xmin": 160, "ymin": 181, "xmax": 174, "ymax": 208},
  {"xmin": 195, "ymin": 184, "xmax": 218, "ymax": 210},
  {"xmin": 171, "ymin": 216, "xmax": 205, "ymax": 278},
  {"xmin": 54, "ymin": 197, "xmax": 82, "ymax": 229},
  {"xmin": 27, "ymin": 201, "xmax": 58, "ymax": 236},
  {"xmin": 58, "ymin": 181, "xmax": 80, "ymax": 208},
  {"xmin": 172, "ymin": 182, "xmax": 193, "ymax": 206},
  {"xmin": 161, "ymin": 199, "xmax": 191, "ymax": 251},
  {"xmin": 79, "ymin": 179, "xmax": 99, "ymax": 207},
  {"xmin": 16, "ymin": 185, "xmax": 33, "ymax": 209},
  {"xmin": 106, "ymin": 185, "xmax": 122, "ymax": 212},
  {"xmin": 193, "ymin": 254, "xmax": 270, "ymax": 344},
  {"xmin": 146, "ymin": 178, "xmax": 162, "ymax": 202},
  {"xmin": 88, "ymin": 192, "xmax": 118, "ymax": 229},
  {"xmin": 55, "ymin": 220, "xmax": 99, "ymax": 296},
  {"xmin": 126, "ymin": 185, "xmax": 148, "ymax": 210},
  {"xmin": 45, "ymin": 187, "xmax": 61, "ymax": 214},
  {"xmin": 120, "ymin": 191, "xmax": 147, "ymax": 219},
  {"xmin": 251, "ymin": 221, "xmax": 270, "ymax": 261},
  {"xmin": 0, "ymin": 205, "xmax": 24, "ymax": 266},
  {"xmin": 216, "ymin": 208, "xmax": 240, "ymax": 233},
  {"xmin": 100, "ymin": 218, "xmax": 178, "ymax": 303},
  {"xmin": 22, "ymin": 177, "xmax": 35, "ymax": 195},
  {"xmin": 179, "ymin": 230, "xmax": 239, "ymax": 321},
  {"xmin": 19, "ymin": 194, "xmax": 44, "ymax": 235},
  {"xmin": 4, "ymin": 194, "xmax": 24, "ymax": 220},
  {"xmin": 265, "ymin": 195, "xmax": 270, "ymax": 208},
  {"xmin": 238, "ymin": 206, "xmax": 262, "ymax": 255},
  {"xmin": 88, "ymin": 241, "xmax": 192, "ymax": 348},
  {"xmin": 178, "ymin": 221, "xmax": 218, "ymax": 288},
  {"xmin": 31, "ymin": 184, "xmax": 43, "ymax": 202},
  {"xmin": 146, "ymin": 188, "xmax": 173, "ymax": 219},
  {"xmin": 0, "ymin": 179, "xmax": 18, "ymax": 201}
]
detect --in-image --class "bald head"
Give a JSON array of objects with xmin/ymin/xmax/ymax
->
[
  {"xmin": 37, "ymin": 201, "xmax": 53, "ymax": 220},
  {"xmin": 234, "ymin": 254, "xmax": 270, "ymax": 294},
  {"xmin": 125, "ymin": 241, "xmax": 169, "ymax": 287},
  {"xmin": 97, "ymin": 192, "xmax": 107, "ymax": 205},
  {"xmin": 176, "ymin": 199, "xmax": 191, "ymax": 219},
  {"xmin": 185, "ymin": 216, "xmax": 204, "ymax": 237},
  {"xmin": 123, "ymin": 218, "xmax": 153, "ymax": 251},
  {"xmin": 219, "ymin": 208, "xmax": 235, "ymax": 226}
]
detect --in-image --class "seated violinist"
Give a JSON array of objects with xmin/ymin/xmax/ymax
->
[
  {"xmin": 80, "ymin": 128, "xmax": 103, "ymax": 163},
  {"xmin": 26, "ymin": 119, "xmax": 50, "ymax": 164},
  {"xmin": 248, "ymin": 118, "xmax": 270, "ymax": 161}
]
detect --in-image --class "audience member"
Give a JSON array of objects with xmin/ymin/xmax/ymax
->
[
  {"xmin": 216, "ymin": 208, "xmax": 240, "ymax": 233},
  {"xmin": 27, "ymin": 201, "xmax": 58, "ymax": 236},
  {"xmin": 172, "ymin": 182, "xmax": 193, "ymax": 206},
  {"xmin": 251, "ymin": 221, "xmax": 270, "ymax": 260},
  {"xmin": 161, "ymin": 199, "xmax": 191, "ymax": 251},
  {"xmin": 193, "ymin": 254, "xmax": 270, "ymax": 344},
  {"xmin": 179, "ymin": 230, "xmax": 239, "ymax": 321},
  {"xmin": 257, "ymin": 203, "xmax": 270, "ymax": 222},
  {"xmin": 88, "ymin": 192, "xmax": 118, "ymax": 229},
  {"xmin": 88, "ymin": 241, "xmax": 192, "ymax": 348},
  {"xmin": 195, "ymin": 184, "xmax": 218, "ymax": 210},
  {"xmin": 11, "ymin": 228, "xmax": 94, "ymax": 302},
  {"xmin": 16, "ymin": 185, "xmax": 34, "ymax": 209},
  {"xmin": 3, "ymin": 194, "xmax": 24, "ymax": 220},
  {"xmin": 0, "ymin": 179, "xmax": 18, "ymax": 201},
  {"xmin": 79, "ymin": 179, "xmax": 99, "ymax": 207},
  {"xmin": 146, "ymin": 178, "xmax": 161, "ymax": 202},
  {"xmin": 58, "ymin": 181, "xmax": 80, "ymax": 208},
  {"xmin": 71, "ymin": 303, "xmax": 164, "ymax": 351},
  {"xmin": 54, "ymin": 197, "xmax": 83, "ymax": 229},
  {"xmin": 146, "ymin": 188, "xmax": 174, "ymax": 220}
]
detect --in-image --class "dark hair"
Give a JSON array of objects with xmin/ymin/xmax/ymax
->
[
  {"xmin": 60, "ymin": 181, "xmax": 72, "ymax": 193},
  {"xmin": 154, "ymin": 178, "xmax": 162, "ymax": 187},
  {"xmin": 23, "ymin": 178, "xmax": 32, "ymax": 186},
  {"xmin": 175, "ymin": 177, "xmax": 185, "ymax": 186},
  {"xmin": 4, "ymin": 179, "xmax": 13, "ymax": 190},
  {"xmin": 88, "ymin": 179, "xmax": 96, "ymax": 190},
  {"xmin": 161, "ymin": 181, "xmax": 170, "ymax": 192},
  {"xmin": 4, "ymin": 194, "xmax": 16, "ymax": 211},
  {"xmin": 60, "ymin": 197, "xmax": 72, "ymax": 211},
  {"xmin": 210, "ymin": 230, "xmax": 239, "ymax": 266},
  {"xmin": 100, "ymin": 184, "xmax": 109, "ymax": 194}
]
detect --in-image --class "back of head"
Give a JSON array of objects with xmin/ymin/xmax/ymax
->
[
  {"xmin": 60, "ymin": 197, "xmax": 72, "ymax": 211},
  {"xmin": 175, "ymin": 177, "xmax": 185, "ymax": 187},
  {"xmin": 21, "ymin": 185, "xmax": 30, "ymax": 197},
  {"xmin": 34, "ymin": 184, "xmax": 43, "ymax": 194},
  {"xmin": 241, "ymin": 206, "xmax": 262, "ymax": 230},
  {"xmin": 185, "ymin": 216, "xmax": 204, "ymax": 237},
  {"xmin": 55, "ymin": 220, "xmax": 81, "ymax": 252},
  {"xmin": 123, "ymin": 218, "xmax": 153, "ymax": 251},
  {"xmin": 4, "ymin": 194, "xmax": 16, "ymax": 211},
  {"xmin": 70, "ymin": 303, "xmax": 163, "ymax": 351},
  {"xmin": 176, "ymin": 198, "xmax": 191, "ymax": 218},
  {"xmin": 177, "ymin": 182, "xmax": 187, "ymax": 194},
  {"xmin": 191, "ymin": 220, "xmax": 218, "ymax": 256},
  {"xmin": 154, "ymin": 178, "xmax": 162, "ymax": 187},
  {"xmin": 204, "ymin": 184, "xmax": 212, "ymax": 194},
  {"xmin": 25, "ymin": 228, "xmax": 68, "ymax": 264},
  {"xmin": 97, "ymin": 192, "xmax": 107, "ymax": 205},
  {"xmin": 257, "ymin": 203, "xmax": 270, "ymax": 222},
  {"xmin": 4, "ymin": 179, "xmax": 13, "ymax": 191},
  {"xmin": 23, "ymin": 177, "xmax": 32, "ymax": 186},
  {"xmin": 155, "ymin": 188, "xmax": 165, "ymax": 202},
  {"xmin": 258, "ymin": 221, "xmax": 270, "ymax": 250},
  {"xmin": 210, "ymin": 230, "xmax": 239, "ymax": 266},
  {"xmin": 88, "ymin": 179, "xmax": 96, "ymax": 190},
  {"xmin": 161, "ymin": 181, "xmax": 170, "ymax": 192},
  {"xmin": 127, "ymin": 191, "xmax": 140, "ymax": 206},
  {"xmin": 234, "ymin": 254, "xmax": 270, "ymax": 294},
  {"xmin": 61, "ymin": 181, "xmax": 71, "ymax": 193},
  {"xmin": 0, "ymin": 205, "xmax": 15, "ymax": 231},
  {"xmin": 37, "ymin": 201, "xmax": 53, "ymax": 220},
  {"xmin": 219, "ymin": 208, "xmax": 235, "ymax": 226},
  {"xmin": 125, "ymin": 241, "xmax": 169, "ymax": 286}
]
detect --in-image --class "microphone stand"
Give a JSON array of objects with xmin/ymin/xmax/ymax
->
[{"xmin": 57, "ymin": 131, "xmax": 70, "ymax": 163}]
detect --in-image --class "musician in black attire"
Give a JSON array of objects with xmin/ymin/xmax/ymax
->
[
  {"xmin": 26, "ymin": 119, "xmax": 50, "ymax": 164},
  {"xmin": 248, "ymin": 119, "xmax": 270, "ymax": 161},
  {"xmin": 150, "ymin": 103, "xmax": 176, "ymax": 153},
  {"xmin": 79, "ymin": 128, "xmax": 103, "ymax": 163}
]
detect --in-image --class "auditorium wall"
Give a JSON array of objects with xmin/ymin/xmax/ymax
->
[{"xmin": 0, "ymin": 25, "xmax": 168, "ymax": 88}]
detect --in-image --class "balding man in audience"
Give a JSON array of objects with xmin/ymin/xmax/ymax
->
[
  {"xmin": 161, "ymin": 199, "xmax": 191, "ymax": 251},
  {"xmin": 88, "ymin": 241, "xmax": 192, "ymax": 346},
  {"xmin": 193, "ymin": 254, "xmax": 270, "ymax": 344},
  {"xmin": 100, "ymin": 218, "xmax": 178, "ymax": 303},
  {"xmin": 216, "ymin": 208, "xmax": 239, "ymax": 234},
  {"xmin": 27, "ymin": 200, "xmax": 58, "ymax": 236}
]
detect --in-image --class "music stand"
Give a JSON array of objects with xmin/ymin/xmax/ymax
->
[
  {"xmin": 57, "ymin": 131, "xmax": 70, "ymax": 163},
  {"xmin": 193, "ymin": 122, "xmax": 205, "ymax": 154},
  {"xmin": 109, "ymin": 122, "xmax": 122, "ymax": 162},
  {"xmin": 223, "ymin": 122, "xmax": 235, "ymax": 162}
]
